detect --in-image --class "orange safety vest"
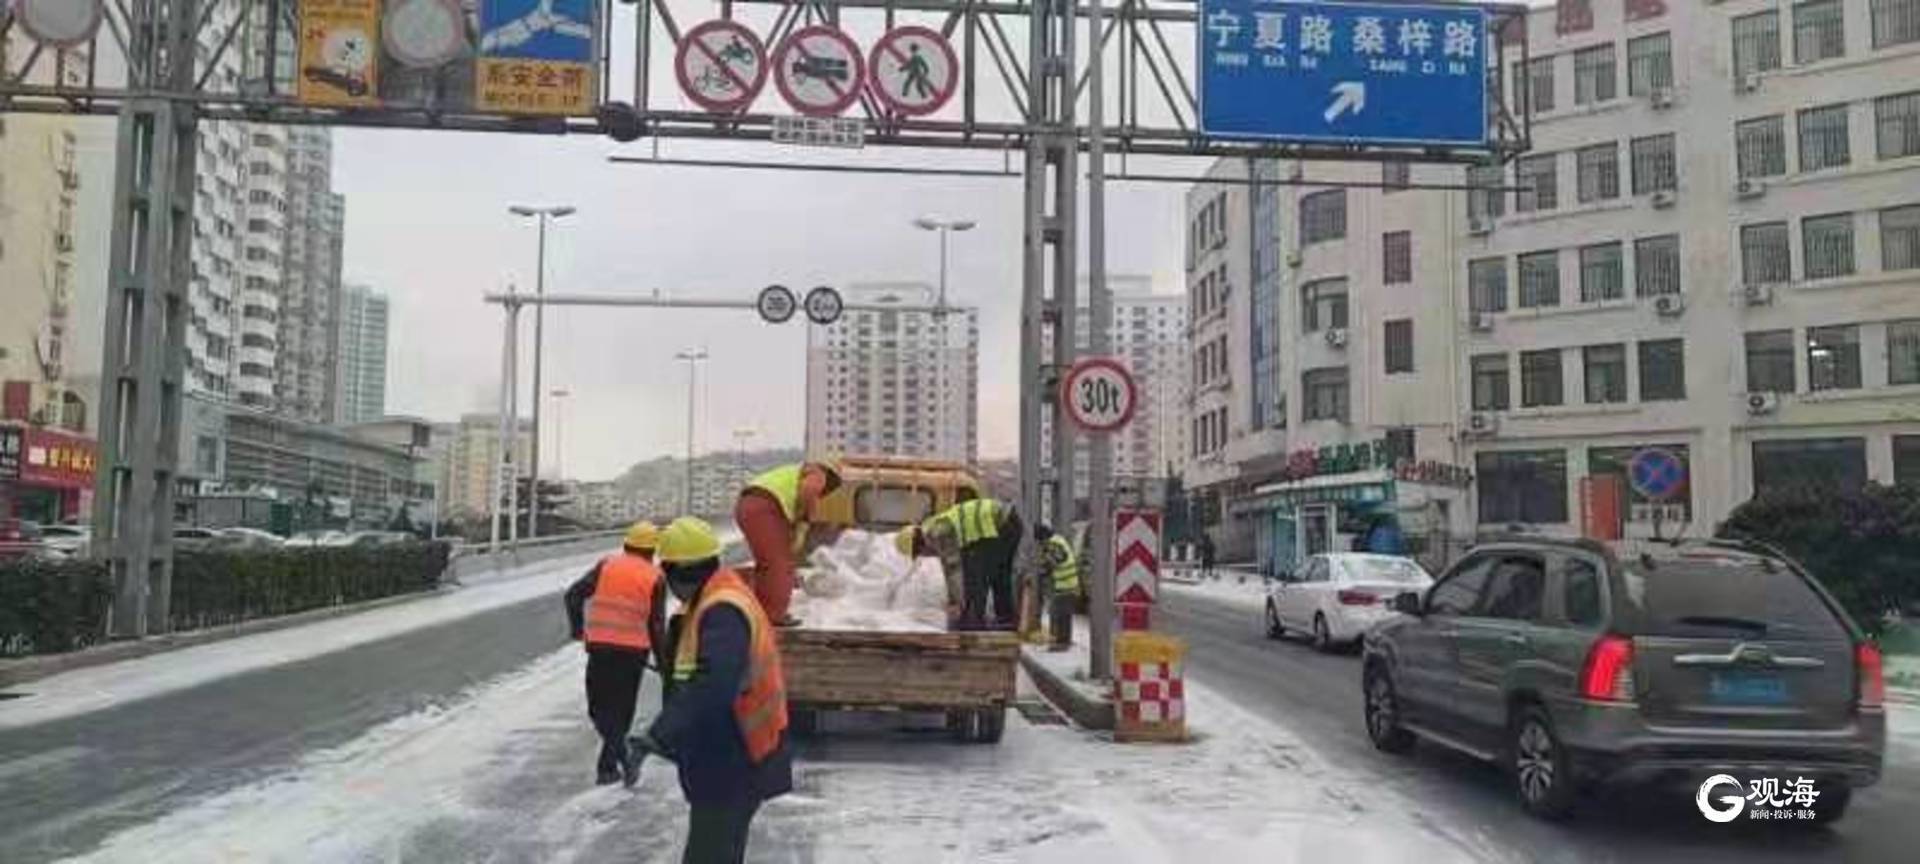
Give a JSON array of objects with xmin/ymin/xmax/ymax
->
[
  {"xmin": 583, "ymin": 553, "xmax": 661, "ymax": 651},
  {"xmin": 671, "ymin": 568, "xmax": 789, "ymax": 764}
]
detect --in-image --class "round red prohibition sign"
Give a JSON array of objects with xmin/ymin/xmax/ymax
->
[
  {"xmin": 773, "ymin": 25, "xmax": 865, "ymax": 117},
  {"xmin": 1062, "ymin": 357, "xmax": 1139, "ymax": 434},
  {"xmin": 868, "ymin": 26, "xmax": 958, "ymax": 117},
  {"xmin": 676, "ymin": 19, "xmax": 768, "ymax": 114}
]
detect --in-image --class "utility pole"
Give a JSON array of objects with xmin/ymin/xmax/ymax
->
[
  {"xmin": 1086, "ymin": 0, "xmax": 1115, "ymax": 680},
  {"xmin": 489, "ymin": 294, "xmax": 523, "ymax": 551},
  {"xmin": 675, "ymin": 349, "xmax": 708, "ymax": 514},
  {"xmin": 1023, "ymin": 0, "xmax": 1076, "ymax": 538},
  {"xmin": 508, "ymin": 205, "xmax": 575, "ymax": 539}
]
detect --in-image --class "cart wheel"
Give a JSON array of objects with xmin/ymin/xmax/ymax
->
[
  {"xmin": 946, "ymin": 709, "xmax": 979, "ymax": 742},
  {"xmin": 790, "ymin": 708, "xmax": 820, "ymax": 738},
  {"xmin": 976, "ymin": 707, "xmax": 1007, "ymax": 744}
]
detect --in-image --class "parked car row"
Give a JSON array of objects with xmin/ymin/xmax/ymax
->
[
  {"xmin": 1261, "ymin": 540, "xmax": 1886, "ymax": 825},
  {"xmin": 0, "ymin": 521, "xmax": 425, "ymax": 558}
]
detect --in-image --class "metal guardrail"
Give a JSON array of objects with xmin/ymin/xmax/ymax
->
[{"xmin": 445, "ymin": 530, "xmax": 627, "ymax": 583}]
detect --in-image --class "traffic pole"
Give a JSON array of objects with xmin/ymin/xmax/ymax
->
[{"xmin": 1087, "ymin": 0, "xmax": 1114, "ymax": 682}]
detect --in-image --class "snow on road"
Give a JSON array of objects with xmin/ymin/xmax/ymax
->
[
  {"xmin": 61, "ymin": 646, "xmax": 1504, "ymax": 863},
  {"xmin": 1162, "ymin": 575, "xmax": 1271, "ymax": 616},
  {"xmin": 0, "ymin": 550, "xmax": 606, "ymax": 731}
]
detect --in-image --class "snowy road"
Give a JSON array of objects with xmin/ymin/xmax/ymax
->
[{"xmin": 1156, "ymin": 580, "xmax": 1920, "ymax": 863}]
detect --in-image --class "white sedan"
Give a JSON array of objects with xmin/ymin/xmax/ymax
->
[{"xmin": 1264, "ymin": 553, "xmax": 1433, "ymax": 652}]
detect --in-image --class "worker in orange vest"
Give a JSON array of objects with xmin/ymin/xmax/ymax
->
[
  {"xmin": 631, "ymin": 517, "xmax": 791, "ymax": 863},
  {"xmin": 733, "ymin": 461, "xmax": 841, "ymax": 627},
  {"xmin": 564, "ymin": 520, "xmax": 667, "ymax": 786}
]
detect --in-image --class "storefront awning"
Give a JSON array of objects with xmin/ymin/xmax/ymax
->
[{"xmin": 1233, "ymin": 469, "xmax": 1396, "ymax": 514}]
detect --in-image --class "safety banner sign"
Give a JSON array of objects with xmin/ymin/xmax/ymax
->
[
  {"xmin": 298, "ymin": 0, "xmax": 383, "ymax": 108},
  {"xmin": 476, "ymin": 0, "xmax": 599, "ymax": 116}
]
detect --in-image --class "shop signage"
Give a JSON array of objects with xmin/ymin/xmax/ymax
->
[
  {"xmin": 1273, "ymin": 438, "xmax": 1472, "ymax": 488},
  {"xmin": 0, "ymin": 426, "xmax": 21, "ymax": 479},
  {"xmin": 21, "ymin": 427, "xmax": 98, "ymax": 488}
]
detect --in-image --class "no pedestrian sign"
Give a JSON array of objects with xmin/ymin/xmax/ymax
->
[
  {"xmin": 1197, "ymin": 0, "xmax": 1491, "ymax": 147},
  {"xmin": 677, "ymin": 19, "xmax": 768, "ymax": 113},
  {"xmin": 869, "ymin": 27, "xmax": 958, "ymax": 117},
  {"xmin": 1062, "ymin": 357, "xmax": 1138, "ymax": 434},
  {"xmin": 774, "ymin": 25, "xmax": 864, "ymax": 117}
]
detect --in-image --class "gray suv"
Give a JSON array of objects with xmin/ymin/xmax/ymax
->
[{"xmin": 1361, "ymin": 537, "xmax": 1885, "ymax": 821}]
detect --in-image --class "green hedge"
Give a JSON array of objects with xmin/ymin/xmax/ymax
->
[
  {"xmin": 170, "ymin": 542, "xmax": 453, "ymax": 631},
  {"xmin": 0, "ymin": 558, "xmax": 115, "ymax": 657}
]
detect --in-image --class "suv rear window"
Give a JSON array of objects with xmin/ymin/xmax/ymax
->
[{"xmin": 1621, "ymin": 557, "xmax": 1848, "ymax": 640}]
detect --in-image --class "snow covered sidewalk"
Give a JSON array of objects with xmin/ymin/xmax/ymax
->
[
  {"xmin": 0, "ymin": 549, "xmax": 606, "ymax": 731},
  {"xmin": 1161, "ymin": 574, "xmax": 1271, "ymax": 615}
]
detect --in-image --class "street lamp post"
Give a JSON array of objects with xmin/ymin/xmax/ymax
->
[
  {"xmin": 913, "ymin": 217, "xmax": 976, "ymax": 461},
  {"xmin": 509, "ymin": 204, "xmax": 575, "ymax": 539},
  {"xmin": 550, "ymin": 388, "xmax": 571, "ymax": 480},
  {"xmin": 675, "ymin": 349, "xmax": 709, "ymax": 514}
]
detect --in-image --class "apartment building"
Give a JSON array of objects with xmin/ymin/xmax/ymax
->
[
  {"xmin": 805, "ymin": 283, "xmax": 980, "ymax": 463},
  {"xmin": 335, "ymin": 283, "xmax": 391, "ymax": 425},
  {"xmin": 437, "ymin": 414, "xmax": 534, "ymax": 520},
  {"xmin": 277, "ymin": 127, "xmax": 347, "ymax": 424},
  {"xmin": 1185, "ymin": 0, "xmax": 1920, "ymax": 570}
]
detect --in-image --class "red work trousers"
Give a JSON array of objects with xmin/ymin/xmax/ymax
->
[{"xmin": 735, "ymin": 491, "xmax": 796, "ymax": 623}]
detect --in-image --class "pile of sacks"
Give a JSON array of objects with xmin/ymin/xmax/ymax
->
[{"xmin": 790, "ymin": 529, "xmax": 950, "ymax": 632}]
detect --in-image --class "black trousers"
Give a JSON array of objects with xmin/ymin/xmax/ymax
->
[
  {"xmin": 959, "ymin": 514, "xmax": 1023, "ymax": 629},
  {"xmin": 1049, "ymin": 593, "xmax": 1075, "ymax": 647},
  {"xmin": 585, "ymin": 650, "xmax": 646, "ymax": 773},
  {"xmin": 683, "ymin": 802, "xmax": 761, "ymax": 864}
]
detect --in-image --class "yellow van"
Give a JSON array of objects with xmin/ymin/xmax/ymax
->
[{"xmin": 805, "ymin": 455, "xmax": 982, "ymax": 545}]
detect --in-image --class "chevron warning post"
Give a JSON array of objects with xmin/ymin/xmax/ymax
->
[{"xmin": 1114, "ymin": 508, "xmax": 1161, "ymax": 631}]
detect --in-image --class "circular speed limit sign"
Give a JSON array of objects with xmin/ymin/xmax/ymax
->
[
  {"xmin": 1061, "ymin": 357, "xmax": 1137, "ymax": 433},
  {"xmin": 756, "ymin": 284, "xmax": 797, "ymax": 324}
]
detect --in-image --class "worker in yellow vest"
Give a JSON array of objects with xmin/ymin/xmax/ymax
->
[
  {"xmin": 1034, "ymin": 523, "xmax": 1081, "ymax": 651},
  {"xmin": 897, "ymin": 497, "xmax": 1023, "ymax": 630},
  {"xmin": 632, "ymin": 517, "xmax": 791, "ymax": 864},
  {"xmin": 734, "ymin": 461, "xmax": 842, "ymax": 627},
  {"xmin": 563, "ymin": 521, "xmax": 666, "ymax": 786}
]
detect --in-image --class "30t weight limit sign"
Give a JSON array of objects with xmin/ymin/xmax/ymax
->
[{"xmin": 1062, "ymin": 357, "xmax": 1138, "ymax": 434}]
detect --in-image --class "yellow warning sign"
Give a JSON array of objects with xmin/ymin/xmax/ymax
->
[
  {"xmin": 475, "ymin": 59, "xmax": 595, "ymax": 116},
  {"xmin": 297, "ymin": 0, "xmax": 381, "ymax": 108}
]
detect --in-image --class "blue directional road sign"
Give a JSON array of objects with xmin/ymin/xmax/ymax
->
[
  {"xmin": 1197, "ymin": 0, "xmax": 1491, "ymax": 147},
  {"xmin": 1628, "ymin": 448, "xmax": 1687, "ymax": 501}
]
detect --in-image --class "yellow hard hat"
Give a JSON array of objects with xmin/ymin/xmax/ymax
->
[
  {"xmin": 623, "ymin": 520, "xmax": 659, "ymax": 551},
  {"xmin": 658, "ymin": 516, "xmax": 722, "ymax": 564},
  {"xmin": 894, "ymin": 526, "xmax": 918, "ymax": 558}
]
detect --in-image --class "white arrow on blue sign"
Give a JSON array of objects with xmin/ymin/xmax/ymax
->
[{"xmin": 1197, "ymin": 0, "xmax": 1491, "ymax": 147}]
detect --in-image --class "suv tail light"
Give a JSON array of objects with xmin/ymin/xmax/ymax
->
[
  {"xmin": 1857, "ymin": 642, "xmax": 1886, "ymax": 709},
  {"xmin": 1335, "ymin": 589, "xmax": 1377, "ymax": 606},
  {"xmin": 1580, "ymin": 634, "xmax": 1636, "ymax": 702}
]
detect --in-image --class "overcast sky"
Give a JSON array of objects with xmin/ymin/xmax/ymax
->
[{"xmin": 335, "ymin": 5, "xmax": 1192, "ymax": 482}]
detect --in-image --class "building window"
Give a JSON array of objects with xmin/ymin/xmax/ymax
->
[
  {"xmin": 1382, "ymin": 162, "xmax": 1410, "ymax": 192},
  {"xmin": 1639, "ymin": 339, "xmax": 1687, "ymax": 401},
  {"xmin": 1384, "ymin": 319, "xmax": 1414, "ymax": 374},
  {"xmin": 1802, "ymin": 212, "xmax": 1857, "ymax": 280},
  {"xmin": 1579, "ymin": 242, "xmax": 1624, "ymax": 302},
  {"xmin": 1302, "ymin": 367, "xmax": 1350, "ymax": 422},
  {"xmin": 1301, "ymin": 278, "xmax": 1348, "ymax": 332},
  {"xmin": 1469, "ymin": 257, "xmax": 1508, "ymax": 313},
  {"xmin": 1735, "ymin": 116, "xmax": 1786, "ymax": 180},
  {"xmin": 1518, "ymin": 55, "xmax": 1555, "ymax": 114},
  {"xmin": 1798, "ymin": 104, "xmax": 1852, "ymax": 172},
  {"xmin": 1734, "ymin": 10, "xmax": 1783, "ymax": 78},
  {"xmin": 1877, "ymin": 0, "xmax": 1920, "ymax": 48},
  {"xmin": 1886, "ymin": 205, "xmax": 1920, "ymax": 271},
  {"xmin": 1627, "ymin": 33, "xmax": 1672, "ymax": 97},
  {"xmin": 1518, "ymin": 250, "xmax": 1561, "ymax": 308},
  {"xmin": 1740, "ymin": 222, "xmax": 1792, "ymax": 284},
  {"xmin": 1754, "ymin": 438, "xmax": 1868, "ymax": 493},
  {"xmin": 1575, "ymin": 143, "xmax": 1620, "ymax": 203},
  {"xmin": 1385, "ymin": 428, "xmax": 1416, "ymax": 462},
  {"xmin": 1299, "ymin": 190, "xmax": 1347, "ymax": 245},
  {"xmin": 1808, "ymin": 324, "xmax": 1862, "ymax": 391},
  {"xmin": 1898, "ymin": 435, "xmax": 1920, "ymax": 485},
  {"xmin": 1476, "ymin": 450, "xmax": 1569, "ymax": 525},
  {"xmin": 1516, "ymin": 154, "xmax": 1558, "ymax": 213},
  {"xmin": 1573, "ymin": 44, "xmax": 1616, "ymax": 106},
  {"xmin": 1746, "ymin": 330, "xmax": 1798, "ymax": 392},
  {"xmin": 1583, "ymin": 344, "xmax": 1628, "ymax": 404},
  {"xmin": 1634, "ymin": 234, "xmax": 1681, "ymax": 297},
  {"xmin": 1877, "ymin": 91, "xmax": 1920, "ymax": 159},
  {"xmin": 1382, "ymin": 231, "xmax": 1412, "ymax": 283},
  {"xmin": 1467, "ymin": 164, "xmax": 1505, "ymax": 221},
  {"xmin": 1520, "ymin": 349, "xmax": 1564, "ymax": 407},
  {"xmin": 1471, "ymin": 353, "xmax": 1510, "ymax": 410},
  {"xmin": 1793, "ymin": 0, "xmax": 1847, "ymax": 64},
  {"xmin": 1888, "ymin": 320, "xmax": 1920, "ymax": 385},
  {"xmin": 1629, "ymin": 134, "xmax": 1676, "ymax": 195}
]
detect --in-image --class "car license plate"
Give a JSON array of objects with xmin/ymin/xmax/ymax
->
[{"xmin": 1709, "ymin": 671, "xmax": 1787, "ymax": 705}]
